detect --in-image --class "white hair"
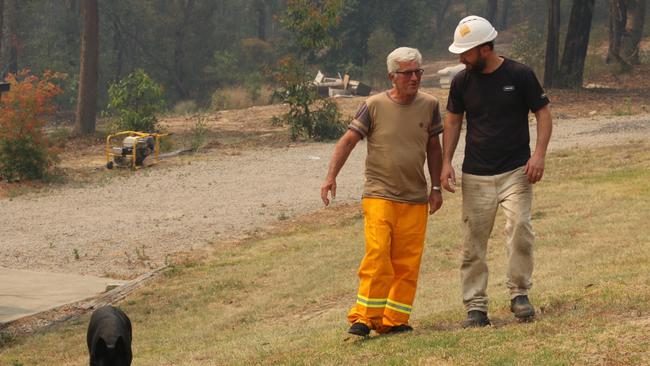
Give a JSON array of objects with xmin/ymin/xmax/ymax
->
[{"xmin": 386, "ymin": 47, "xmax": 422, "ymax": 74}]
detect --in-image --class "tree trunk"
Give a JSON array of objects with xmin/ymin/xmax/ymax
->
[
  {"xmin": 75, "ymin": 0, "xmax": 99, "ymax": 135},
  {"xmin": 486, "ymin": 0, "xmax": 498, "ymax": 24},
  {"xmin": 556, "ymin": 0, "xmax": 595, "ymax": 88},
  {"xmin": 621, "ymin": 0, "xmax": 646, "ymax": 64},
  {"xmin": 0, "ymin": 0, "xmax": 4, "ymax": 74},
  {"xmin": 607, "ymin": 0, "xmax": 629, "ymax": 67},
  {"xmin": 254, "ymin": 0, "xmax": 268, "ymax": 40},
  {"xmin": 6, "ymin": 0, "xmax": 17, "ymax": 74},
  {"xmin": 499, "ymin": 0, "xmax": 512, "ymax": 30},
  {"xmin": 435, "ymin": 0, "xmax": 453, "ymax": 36},
  {"xmin": 544, "ymin": 0, "xmax": 561, "ymax": 87},
  {"xmin": 112, "ymin": 19, "xmax": 124, "ymax": 82},
  {"xmin": 172, "ymin": 0, "xmax": 194, "ymax": 99}
]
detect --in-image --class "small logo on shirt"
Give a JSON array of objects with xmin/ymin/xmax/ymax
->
[
  {"xmin": 541, "ymin": 93, "xmax": 547, "ymax": 99},
  {"xmin": 503, "ymin": 85, "xmax": 515, "ymax": 92}
]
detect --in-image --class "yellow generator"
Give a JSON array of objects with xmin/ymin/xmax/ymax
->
[{"xmin": 105, "ymin": 131, "xmax": 167, "ymax": 169}]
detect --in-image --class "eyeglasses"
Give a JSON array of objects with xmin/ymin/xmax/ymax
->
[{"xmin": 394, "ymin": 68, "xmax": 424, "ymax": 77}]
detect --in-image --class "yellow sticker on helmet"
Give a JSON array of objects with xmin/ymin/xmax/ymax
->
[{"xmin": 459, "ymin": 24, "xmax": 471, "ymax": 37}]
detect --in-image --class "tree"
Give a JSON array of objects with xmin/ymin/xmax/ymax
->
[
  {"xmin": 486, "ymin": 0, "xmax": 498, "ymax": 24},
  {"xmin": 273, "ymin": 0, "xmax": 347, "ymax": 141},
  {"xmin": 0, "ymin": 0, "xmax": 4, "ymax": 71},
  {"xmin": 556, "ymin": 0, "xmax": 595, "ymax": 88},
  {"xmin": 499, "ymin": 0, "xmax": 512, "ymax": 30},
  {"xmin": 607, "ymin": 0, "xmax": 630, "ymax": 67},
  {"xmin": 544, "ymin": 0, "xmax": 561, "ymax": 87},
  {"xmin": 252, "ymin": 0, "xmax": 268, "ymax": 41},
  {"xmin": 621, "ymin": 0, "xmax": 646, "ymax": 64},
  {"xmin": 5, "ymin": 0, "xmax": 17, "ymax": 74},
  {"xmin": 433, "ymin": 0, "xmax": 454, "ymax": 36},
  {"xmin": 75, "ymin": 0, "xmax": 99, "ymax": 134}
]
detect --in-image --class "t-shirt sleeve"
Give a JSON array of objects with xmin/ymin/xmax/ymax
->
[
  {"xmin": 348, "ymin": 101, "xmax": 372, "ymax": 138},
  {"xmin": 446, "ymin": 74, "xmax": 465, "ymax": 114},
  {"xmin": 522, "ymin": 68, "xmax": 550, "ymax": 112},
  {"xmin": 429, "ymin": 101, "xmax": 444, "ymax": 137}
]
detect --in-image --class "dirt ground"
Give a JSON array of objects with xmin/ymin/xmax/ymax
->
[
  {"xmin": 2, "ymin": 49, "xmax": 650, "ymax": 280},
  {"xmin": 1, "ymin": 104, "xmax": 649, "ymax": 281}
]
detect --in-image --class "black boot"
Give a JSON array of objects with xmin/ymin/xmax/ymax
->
[
  {"xmin": 510, "ymin": 295, "xmax": 535, "ymax": 319},
  {"xmin": 347, "ymin": 322, "xmax": 371, "ymax": 337},
  {"xmin": 462, "ymin": 310, "xmax": 491, "ymax": 328},
  {"xmin": 386, "ymin": 324, "xmax": 413, "ymax": 334}
]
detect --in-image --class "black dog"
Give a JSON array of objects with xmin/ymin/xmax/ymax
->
[{"xmin": 86, "ymin": 306, "xmax": 133, "ymax": 366}]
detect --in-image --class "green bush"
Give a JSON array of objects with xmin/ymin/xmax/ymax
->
[
  {"xmin": 312, "ymin": 99, "xmax": 348, "ymax": 141},
  {"xmin": 272, "ymin": 79, "xmax": 346, "ymax": 141},
  {"xmin": 107, "ymin": 69, "xmax": 165, "ymax": 132},
  {"xmin": 0, "ymin": 135, "xmax": 51, "ymax": 181},
  {"xmin": 0, "ymin": 70, "xmax": 62, "ymax": 182}
]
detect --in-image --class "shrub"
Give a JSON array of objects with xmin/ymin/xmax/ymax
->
[
  {"xmin": 189, "ymin": 115, "xmax": 209, "ymax": 152},
  {"xmin": 272, "ymin": 59, "xmax": 347, "ymax": 141},
  {"xmin": 107, "ymin": 69, "xmax": 164, "ymax": 132},
  {"xmin": 312, "ymin": 99, "xmax": 348, "ymax": 141},
  {"xmin": 0, "ymin": 70, "xmax": 63, "ymax": 181}
]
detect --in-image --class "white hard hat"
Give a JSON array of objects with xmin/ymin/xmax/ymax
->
[{"xmin": 448, "ymin": 15, "xmax": 498, "ymax": 54}]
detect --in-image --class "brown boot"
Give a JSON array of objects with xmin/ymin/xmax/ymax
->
[
  {"xmin": 510, "ymin": 295, "xmax": 535, "ymax": 319},
  {"xmin": 462, "ymin": 310, "xmax": 491, "ymax": 328}
]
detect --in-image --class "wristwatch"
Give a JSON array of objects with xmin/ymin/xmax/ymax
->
[{"xmin": 431, "ymin": 186, "xmax": 442, "ymax": 192}]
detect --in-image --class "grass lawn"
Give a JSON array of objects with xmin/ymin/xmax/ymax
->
[{"xmin": 1, "ymin": 142, "xmax": 649, "ymax": 365}]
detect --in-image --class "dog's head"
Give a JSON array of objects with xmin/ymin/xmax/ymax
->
[
  {"xmin": 87, "ymin": 306, "xmax": 133, "ymax": 366},
  {"xmin": 91, "ymin": 336, "xmax": 131, "ymax": 366}
]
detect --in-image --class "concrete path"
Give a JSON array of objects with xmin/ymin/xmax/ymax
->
[{"xmin": 0, "ymin": 267, "xmax": 124, "ymax": 323}]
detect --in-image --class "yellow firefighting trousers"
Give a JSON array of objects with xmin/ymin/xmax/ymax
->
[{"xmin": 347, "ymin": 197, "xmax": 428, "ymax": 332}]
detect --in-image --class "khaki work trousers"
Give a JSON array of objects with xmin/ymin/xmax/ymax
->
[
  {"xmin": 348, "ymin": 197, "xmax": 428, "ymax": 332},
  {"xmin": 460, "ymin": 166, "xmax": 534, "ymax": 313}
]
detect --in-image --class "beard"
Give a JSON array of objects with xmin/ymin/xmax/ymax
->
[{"xmin": 466, "ymin": 56, "xmax": 487, "ymax": 74}]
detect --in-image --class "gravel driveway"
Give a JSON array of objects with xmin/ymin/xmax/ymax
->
[{"xmin": 1, "ymin": 114, "xmax": 648, "ymax": 278}]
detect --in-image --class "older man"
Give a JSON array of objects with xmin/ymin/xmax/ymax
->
[
  {"xmin": 321, "ymin": 47, "xmax": 444, "ymax": 337},
  {"xmin": 441, "ymin": 16, "xmax": 553, "ymax": 327}
]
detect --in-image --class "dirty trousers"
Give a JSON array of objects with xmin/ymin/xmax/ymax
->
[
  {"xmin": 460, "ymin": 166, "xmax": 534, "ymax": 312},
  {"xmin": 347, "ymin": 197, "xmax": 428, "ymax": 331}
]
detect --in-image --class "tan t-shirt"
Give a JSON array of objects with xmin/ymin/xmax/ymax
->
[{"xmin": 349, "ymin": 91, "xmax": 443, "ymax": 204}]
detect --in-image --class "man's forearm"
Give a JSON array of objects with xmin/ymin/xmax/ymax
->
[
  {"xmin": 326, "ymin": 135, "xmax": 357, "ymax": 180},
  {"xmin": 442, "ymin": 113, "xmax": 463, "ymax": 164},
  {"xmin": 534, "ymin": 106, "xmax": 553, "ymax": 157},
  {"xmin": 428, "ymin": 137, "xmax": 443, "ymax": 186}
]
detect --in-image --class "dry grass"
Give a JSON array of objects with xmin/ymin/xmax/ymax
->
[
  {"xmin": 211, "ymin": 85, "xmax": 275, "ymax": 111},
  {"xmin": 1, "ymin": 142, "xmax": 648, "ymax": 365}
]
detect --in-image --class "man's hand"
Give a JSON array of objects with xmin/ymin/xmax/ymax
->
[
  {"xmin": 524, "ymin": 153, "xmax": 545, "ymax": 184},
  {"xmin": 321, "ymin": 178, "xmax": 337, "ymax": 206},
  {"xmin": 440, "ymin": 162, "xmax": 457, "ymax": 193},
  {"xmin": 429, "ymin": 190, "xmax": 443, "ymax": 214}
]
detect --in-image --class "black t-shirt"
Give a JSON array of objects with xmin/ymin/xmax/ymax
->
[{"xmin": 446, "ymin": 57, "xmax": 550, "ymax": 175}]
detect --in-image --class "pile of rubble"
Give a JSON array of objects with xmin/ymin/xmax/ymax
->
[{"xmin": 313, "ymin": 71, "xmax": 372, "ymax": 98}]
